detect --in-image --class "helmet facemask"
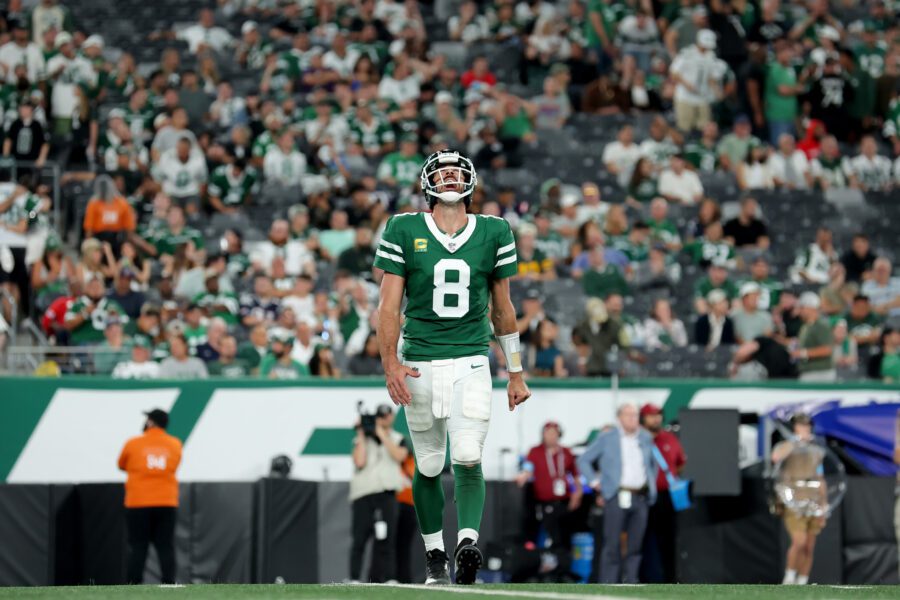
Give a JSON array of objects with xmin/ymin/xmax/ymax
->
[{"xmin": 421, "ymin": 151, "xmax": 477, "ymax": 207}]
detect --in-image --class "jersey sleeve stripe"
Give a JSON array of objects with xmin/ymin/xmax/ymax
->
[
  {"xmin": 496, "ymin": 242, "xmax": 516, "ymax": 256},
  {"xmin": 379, "ymin": 239, "xmax": 402, "ymax": 253},
  {"xmin": 494, "ymin": 254, "xmax": 517, "ymax": 268},
  {"xmin": 376, "ymin": 249, "xmax": 405, "ymax": 264}
]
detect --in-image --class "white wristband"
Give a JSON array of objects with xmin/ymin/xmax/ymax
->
[{"xmin": 497, "ymin": 332, "xmax": 523, "ymax": 373}]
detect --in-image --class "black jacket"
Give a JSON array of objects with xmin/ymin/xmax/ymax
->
[{"xmin": 693, "ymin": 315, "xmax": 736, "ymax": 347}]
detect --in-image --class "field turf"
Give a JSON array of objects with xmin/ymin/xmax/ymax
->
[{"xmin": 0, "ymin": 584, "xmax": 895, "ymax": 600}]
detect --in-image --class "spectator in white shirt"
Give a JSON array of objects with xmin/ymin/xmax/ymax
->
[
  {"xmin": 670, "ymin": 29, "xmax": 719, "ymax": 133},
  {"xmin": 172, "ymin": 9, "xmax": 235, "ymax": 54},
  {"xmin": 810, "ymin": 136, "xmax": 849, "ymax": 189},
  {"xmin": 0, "ymin": 21, "xmax": 45, "ymax": 84},
  {"xmin": 767, "ymin": 134, "xmax": 812, "ymax": 190},
  {"xmin": 323, "ymin": 33, "xmax": 361, "ymax": 80},
  {"xmin": 264, "ymin": 131, "xmax": 311, "ymax": 189},
  {"xmin": 209, "ymin": 81, "xmax": 247, "ymax": 130},
  {"xmin": 639, "ymin": 116, "xmax": 680, "ymax": 172},
  {"xmin": 791, "ymin": 227, "xmax": 837, "ymax": 285},
  {"xmin": 602, "ymin": 125, "xmax": 643, "ymax": 188},
  {"xmin": 643, "ymin": 298, "xmax": 688, "ymax": 350},
  {"xmin": 861, "ymin": 258, "xmax": 900, "ymax": 317},
  {"xmin": 377, "ymin": 61, "xmax": 422, "ymax": 105},
  {"xmin": 151, "ymin": 108, "xmax": 199, "ymax": 163},
  {"xmin": 112, "ymin": 341, "xmax": 161, "ymax": 380},
  {"xmin": 846, "ymin": 135, "xmax": 893, "ymax": 192},
  {"xmin": 737, "ymin": 144, "xmax": 775, "ymax": 191},
  {"xmin": 251, "ymin": 219, "xmax": 315, "ymax": 277},
  {"xmin": 304, "ymin": 98, "xmax": 350, "ymax": 152},
  {"xmin": 46, "ymin": 32, "xmax": 96, "ymax": 130},
  {"xmin": 658, "ymin": 154, "xmax": 704, "ymax": 205},
  {"xmin": 449, "ymin": 1, "xmax": 490, "ymax": 44},
  {"xmin": 153, "ymin": 138, "xmax": 208, "ymax": 210},
  {"xmin": 291, "ymin": 319, "xmax": 323, "ymax": 366}
]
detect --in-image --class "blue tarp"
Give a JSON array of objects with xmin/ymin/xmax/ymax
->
[
  {"xmin": 811, "ymin": 403, "xmax": 900, "ymax": 477},
  {"xmin": 767, "ymin": 402, "xmax": 900, "ymax": 476}
]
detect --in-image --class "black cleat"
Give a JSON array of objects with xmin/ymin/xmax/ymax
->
[
  {"xmin": 454, "ymin": 538, "xmax": 483, "ymax": 585},
  {"xmin": 424, "ymin": 549, "xmax": 451, "ymax": 585}
]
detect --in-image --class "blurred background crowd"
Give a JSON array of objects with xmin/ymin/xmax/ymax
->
[{"xmin": 0, "ymin": 0, "xmax": 899, "ymax": 382}]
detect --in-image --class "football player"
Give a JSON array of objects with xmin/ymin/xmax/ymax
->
[{"xmin": 375, "ymin": 150, "xmax": 530, "ymax": 585}]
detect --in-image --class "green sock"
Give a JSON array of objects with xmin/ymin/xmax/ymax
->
[
  {"xmin": 453, "ymin": 463, "xmax": 485, "ymax": 538},
  {"xmin": 413, "ymin": 469, "xmax": 445, "ymax": 535}
]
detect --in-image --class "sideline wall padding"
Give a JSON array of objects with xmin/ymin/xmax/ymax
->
[
  {"xmin": 254, "ymin": 478, "xmax": 318, "ymax": 583},
  {"xmin": 0, "ymin": 477, "xmax": 897, "ymax": 586},
  {"xmin": 0, "ymin": 485, "xmax": 53, "ymax": 586},
  {"xmin": 841, "ymin": 477, "xmax": 899, "ymax": 584}
]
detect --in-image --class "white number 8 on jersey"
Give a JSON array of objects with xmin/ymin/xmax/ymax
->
[{"xmin": 432, "ymin": 258, "xmax": 471, "ymax": 318}]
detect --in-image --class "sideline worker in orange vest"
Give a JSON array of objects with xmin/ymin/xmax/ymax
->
[{"xmin": 117, "ymin": 408, "xmax": 182, "ymax": 584}]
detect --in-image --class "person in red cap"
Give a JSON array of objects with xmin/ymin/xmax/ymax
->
[
  {"xmin": 639, "ymin": 404, "xmax": 686, "ymax": 583},
  {"xmin": 515, "ymin": 421, "xmax": 583, "ymax": 575}
]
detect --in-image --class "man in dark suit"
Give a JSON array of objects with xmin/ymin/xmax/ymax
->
[{"xmin": 694, "ymin": 289, "xmax": 736, "ymax": 349}]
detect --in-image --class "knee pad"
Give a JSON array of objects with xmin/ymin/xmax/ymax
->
[
  {"xmin": 416, "ymin": 452, "xmax": 445, "ymax": 478},
  {"xmin": 450, "ymin": 431, "xmax": 484, "ymax": 466}
]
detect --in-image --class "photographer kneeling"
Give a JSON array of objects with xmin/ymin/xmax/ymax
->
[{"xmin": 349, "ymin": 404, "xmax": 409, "ymax": 583}]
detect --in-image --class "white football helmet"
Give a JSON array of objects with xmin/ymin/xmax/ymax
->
[{"xmin": 420, "ymin": 150, "xmax": 478, "ymax": 208}]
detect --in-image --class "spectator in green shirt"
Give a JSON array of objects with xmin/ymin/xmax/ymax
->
[
  {"xmin": 694, "ymin": 262, "xmax": 738, "ymax": 314},
  {"xmin": 765, "ymin": 42, "xmax": 804, "ymax": 144},
  {"xmin": 237, "ymin": 324, "xmax": 268, "ymax": 373},
  {"xmin": 582, "ymin": 246, "xmax": 630, "ymax": 299},
  {"xmin": 586, "ymin": 0, "xmax": 617, "ymax": 74},
  {"xmin": 683, "ymin": 122, "xmax": 719, "ymax": 173},
  {"xmin": 879, "ymin": 328, "xmax": 900, "ymax": 382},
  {"xmin": 260, "ymin": 328, "xmax": 310, "ymax": 379},
  {"xmin": 93, "ymin": 320, "xmax": 132, "ymax": 374},
  {"xmin": 495, "ymin": 92, "xmax": 537, "ymax": 144},
  {"xmin": 626, "ymin": 157, "xmax": 658, "ymax": 206},
  {"xmin": 64, "ymin": 278, "xmax": 129, "ymax": 345},
  {"xmin": 717, "ymin": 115, "xmax": 761, "ymax": 173},
  {"xmin": 208, "ymin": 335, "xmax": 251, "ymax": 378},
  {"xmin": 792, "ymin": 292, "xmax": 836, "ymax": 382}
]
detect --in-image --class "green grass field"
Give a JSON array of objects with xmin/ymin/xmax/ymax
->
[{"xmin": 0, "ymin": 584, "xmax": 895, "ymax": 600}]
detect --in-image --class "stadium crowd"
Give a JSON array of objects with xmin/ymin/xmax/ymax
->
[{"xmin": 0, "ymin": 0, "xmax": 899, "ymax": 381}]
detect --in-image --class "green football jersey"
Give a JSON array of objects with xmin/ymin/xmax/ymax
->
[
  {"xmin": 192, "ymin": 291, "xmax": 240, "ymax": 325},
  {"xmin": 64, "ymin": 297, "xmax": 129, "ymax": 345},
  {"xmin": 252, "ymin": 131, "xmax": 277, "ymax": 159},
  {"xmin": 208, "ymin": 165, "xmax": 260, "ymax": 206},
  {"xmin": 151, "ymin": 226, "xmax": 204, "ymax": 256},
  {"xmin": 377, "ymin": 152, "xmax": 424, "ymax": 187},
  {"xmin": 884, "ymin": 98, "xmax": 900, "ymax": 139},
  {"xmin": 349, "ymin": 116, "xmax": 395, "ymax": 152},
  {"xmin": 855, "ymin": 43, "xmax": 887, "ymax": 79},
  {"xmin": 683, "ymin": 141, "xmax": 718, "ymax": 173},
  {"xmin": 374, "ymin": 212, "xmax": 517, "ymax": 361},
  {"xmin": 183, "ymin": 325, "xmax": 208, "ymax": 355},
  {"xmin": 684, "ymin": 240, "xmax": 735, "ymax": 266}
]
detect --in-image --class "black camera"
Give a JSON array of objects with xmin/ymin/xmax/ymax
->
[{"xmin": 357, "ymin": 401, "xmax": 381, "ymax": 444}]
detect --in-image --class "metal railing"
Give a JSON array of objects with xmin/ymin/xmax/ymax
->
[
  {"xmin": 0, "ymin": 289, "xmax": 17, "ymax": 371},
  {"xmin": 4, "ymin": 344, "xmax": 129, "ymax": 375}
]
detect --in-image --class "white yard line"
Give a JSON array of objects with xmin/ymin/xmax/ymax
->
[
  {"xmin": 828, "ymin": 586, "xmax": 875, "ymax": 590},
  {"xmin": 376, "ymin": 583, "xmax": 638, "ymax": 600}
]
